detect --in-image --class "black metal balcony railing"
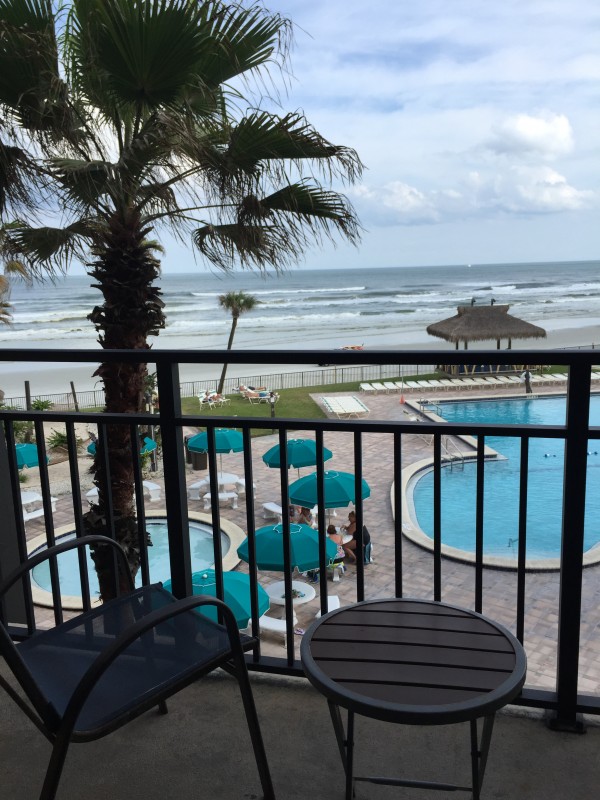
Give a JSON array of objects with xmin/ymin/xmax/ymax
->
[{"xmin": 1, "ymin": 347, "xmax": 598, "ymax": 732}]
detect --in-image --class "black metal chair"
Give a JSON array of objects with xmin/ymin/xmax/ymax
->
[{"xmin": 0, "ymin": 535, "xmax": 275, "ymax": 800}]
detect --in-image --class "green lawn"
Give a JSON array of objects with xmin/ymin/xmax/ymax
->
[{"xmin": 180, "ymin": 374, "xmax": 444, "ymax": 426}]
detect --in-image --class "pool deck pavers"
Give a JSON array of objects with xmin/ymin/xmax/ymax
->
[{"xmin": 22, "ymin": 380, "xmax": 600, "ymax": 698}]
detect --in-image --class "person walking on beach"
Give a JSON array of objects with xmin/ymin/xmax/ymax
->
[{"xmin": 522, "ymin": 369, "xmax": 533, "ymax": 394}]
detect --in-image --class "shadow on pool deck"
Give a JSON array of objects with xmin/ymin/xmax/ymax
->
[{"xmin": 1, "ymin": 666, "xmax": 599, "ymax": 800}]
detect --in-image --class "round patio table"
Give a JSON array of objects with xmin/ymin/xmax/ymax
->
[{"xmin": 301, "ymin": 597, "xmax": 526, "ymax": 799}]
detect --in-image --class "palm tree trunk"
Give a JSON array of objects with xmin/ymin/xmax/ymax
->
[
  {"xmin": 217, "ymin": 316, "xmax": 239, "ymax": 394},
  {"xmin": 84, "ymin": 212, "xmax": 165, "ymax": 599}
]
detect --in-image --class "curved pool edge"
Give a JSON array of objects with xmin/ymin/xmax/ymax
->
[
  {"xmin": 27, "ymin": 510, "xmax": 246, "ymax": 610},
  {"xmin": 395, "ymin": 458, "xmax": 600, "ymax": 573}
]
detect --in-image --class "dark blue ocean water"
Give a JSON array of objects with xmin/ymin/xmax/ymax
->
[{"xmin": 3, "ymin": 259, "xmax": 600, "ymax": 351}]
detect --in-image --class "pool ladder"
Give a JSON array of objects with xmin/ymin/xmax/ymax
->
[{"xmin": 440, "ymin": 435, "xmax": 465, "ymax": 471}]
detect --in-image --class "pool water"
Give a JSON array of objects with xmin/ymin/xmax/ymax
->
[
  {"xmin": 412, "ymin": 396, "xmax": 600, "ymax": 559},
  {"xmin": 31, "ymin": 519, "xmax": 230, "ymax": 598}
]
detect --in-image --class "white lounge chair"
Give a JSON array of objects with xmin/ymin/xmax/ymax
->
[
  {"xmin": 382, "ymin": 382, "xmax": 398, "ymax": 392},
  {"xmin": 495, "ymin": 375, "xmax": 518, "ymax": 384},
  {"xmin": 370, "ymin": 382, "xmax": 386, "ymax": 393},
  {"xmin": 22, "ymin": 496, "xmax": 57, "ymax": 522},
  {"xmin": 359, "ymin": 382, "xmax": 376, "ymax": 393},
  {"xmin": 482, "ymin": 377, "xmax": 504, "ymax": 386}
]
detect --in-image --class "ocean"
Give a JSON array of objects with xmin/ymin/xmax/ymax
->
[{"xmin": 1, "ymin": 260, "xmax": 599, "ymax": 395}]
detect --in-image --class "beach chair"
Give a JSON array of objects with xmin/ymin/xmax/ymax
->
[
  {"xmin": 359, "ymin": 382, "xmax": 376, "ymax": 393},
  {"xmin": 382, "ymin": 382, "xmax": 398, "ymax": 392},
  {"xmin": 495, "ymin": 375, "xmax": 518, "ymax": 385},
  {"xmin": 0, "ymin": 535, "xmax": 274, "ymax": 800},
  {"xmin": 198, "ymin": 394, "xmax": 215, "ymax": 409},
  {"xmin": 22, "ymin": 496, "xmax": 58, "ymax": 522},
  {"xmin": 404, "ymin": 381, "xmax": 422, "ymax": 391},
  {"xmin": 425, "ymin": 379, "xmax": 447, "ymax": 389},
  {"xmin": 482, "ymin": 377, "xmax": 504, "ymax": 386},
  {"xmin": 370, "ymin": 382, "xmax": 386, "ymax": 393}
]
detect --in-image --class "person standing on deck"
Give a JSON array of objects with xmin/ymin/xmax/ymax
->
[{"xmin": 522, "ymin": 369, "xmax": 533, "ymax": 394}]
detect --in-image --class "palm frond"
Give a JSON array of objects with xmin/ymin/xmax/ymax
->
[
  {"xmin": 0, "ymin": 141, "xmax": 36, "ymax": 215},
  {"xmin": 193, "ymin": 221, "xmax": 301, "ymax": 272},
  {"xmin": 50, "ymin": 157, "xmax": 113, "ymax": 212},
  {"xmin": 192, "ymin": 1, "xmax": 289, "ymax": 90},
  {"xmin": 227, "ymin": 112, "xmax": 362, "ymax": 182},
  {"xmin": 7, "ymin": 219, "xmax": 93, "ymax": 272},
  {"xmin": 0, "ymin": 0, "xmax": 74, "ymax": 137},
  {"xmin": 67, "ymin": 0, "xmax": 214, "ymax": 114},
  {"xmin": 243, "ymin": 181, "xmax": 361, "ymax": 245}
]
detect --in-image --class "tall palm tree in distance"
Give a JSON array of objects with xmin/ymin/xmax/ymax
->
[
  {"xmin": 217, "ymin": 291, "xmax": 259, "ymax": 393},
  {"xmin": 0, "ymin": 0, "xmax": 362, "ymax": 594}
]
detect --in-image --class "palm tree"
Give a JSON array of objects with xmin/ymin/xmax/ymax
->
[
  {"xmin": 217, "ymin": 291, "xmax": 258, "ymax": 393},
  {"xmin": 0, "ymin": 0, "xmax": 362, "ymax": 595},
  {"xmin": 0, "ymin": 258, "xmax": 30, "ymax": 323}
]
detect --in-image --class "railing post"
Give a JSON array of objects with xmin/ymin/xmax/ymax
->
[
  {"xmin": 156, "ymin": 361, "xmax": 191, "ymax": 599},
  {"xmin": 552, "ymin": 363, "xmax": 591, "ymax": 731}
]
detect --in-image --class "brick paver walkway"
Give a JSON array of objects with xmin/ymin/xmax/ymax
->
[{"xmin": 23, "ymin": 381, "xmax": 600, "ymax": 697}]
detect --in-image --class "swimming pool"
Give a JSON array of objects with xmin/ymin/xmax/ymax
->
[
  {"xmin": 30, "ymin": 518, "xmax": 231, "ymax": 601},
  {"xmin": 410, "ymin": 395, "xmax": 600, "ymax": 563}
]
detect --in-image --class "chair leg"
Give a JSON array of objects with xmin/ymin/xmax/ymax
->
[
  {"xmin": 40, "ymin": 733, "xmax": 72, "ymax": 800},
  {"xmin": 226, "ymin": 660, "xmax": 275, "ymax": 800},
  {"xmin": 158, "ymin": 699, "xmax": 169, "ymax": 715}
]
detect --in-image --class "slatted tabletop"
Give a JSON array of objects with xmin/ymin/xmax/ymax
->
[{"xmin": 301, "ymin": 598, "xmax": 526, "ymax": 725}]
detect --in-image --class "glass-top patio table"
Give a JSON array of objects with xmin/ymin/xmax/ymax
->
[{"xmin": 301, "ymin": 597, "xmax": 526, "ymax": 799}]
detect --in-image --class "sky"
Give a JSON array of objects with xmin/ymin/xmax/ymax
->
[{"xmin": 82, "ymin": 1, "xmax": 600, "ymax": 274}]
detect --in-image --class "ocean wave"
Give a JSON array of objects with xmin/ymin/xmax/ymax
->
[
  {"xmin": 190, "ymin": 286, "xmax": 366, "ymax": 298},
  {"xmin": 11, "ymin": 308, "xmax": 92, "ymax": 324},
  {"xmin": 0, "ymin": 325, "xmax": 92, "ymax": 342}
]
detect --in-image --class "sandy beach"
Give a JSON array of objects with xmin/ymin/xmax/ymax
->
[{"xmin": 2, "ymin": 323, "xmax": 598, "ymax": 401}]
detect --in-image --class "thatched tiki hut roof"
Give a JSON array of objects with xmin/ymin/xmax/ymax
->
[{"xmin": 427, "ymin": 303, "xmax": 547, "ymax": 350}]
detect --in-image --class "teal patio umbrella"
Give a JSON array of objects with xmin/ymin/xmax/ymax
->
[
  {"xmin": 15, "ymin": 443, "xmax": 47, "ymax": 469},
  {"xmin": 163, "ymin": 570, "xmax": 269, "ymax": 629},
  {"xmin": 187, "ymin": 428, "xmax": 244, "ymax": 473},
  {"xmin": 289, "ymin": 470, "xmax": 370, "ymax": 509},
  {"xmin": 262, "ymin": 439, "xmax": 333, "ymax": 473},
  {"xmin": 237, "ymin": 523, "xmax": 337, "ymax": 572}
]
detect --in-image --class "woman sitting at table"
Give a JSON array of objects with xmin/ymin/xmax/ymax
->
[
  {"xmin": 296, "ymin": 506, "xmax": 314, "ymax": 527},
  {"xmin": 327, "ymin": 524, "xmax": 346, "ymax": 562},
  {"xmin": 341, "ymin": 511, "xmax": 371, "ymax": 563}
]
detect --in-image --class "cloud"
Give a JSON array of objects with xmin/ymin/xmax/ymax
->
[
  {"xmin": 486, "ymin": 113, "xmax": 574, "ymax": 159},
  {"xmin": 353, "ymin": 164, "xmax": 594, "ymax": 227},
  {"xmin": 503, "ymin": 166, "xmax": 595, "ymax": 212}
]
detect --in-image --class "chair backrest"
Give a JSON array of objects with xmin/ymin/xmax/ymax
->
[{"xmin": 0, "ymin": 535, "xmax": 132, "ymax": 730}]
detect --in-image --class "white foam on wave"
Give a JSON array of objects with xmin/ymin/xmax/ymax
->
[
  {"xmin": 11, "ymin": 308, "xmax": 91, "ymax": 324},
  {"xmin": 0, "ymin": 326, "xmax": 93, "ymax": 342}
]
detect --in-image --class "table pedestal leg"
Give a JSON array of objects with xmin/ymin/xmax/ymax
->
[
  {"xmin": 470, "ymin": 714, "xmax": 495, "ymax": 799},
  {"xmin": 327, "ymin": 702, "xmax": 355, "ymax": 799}
]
